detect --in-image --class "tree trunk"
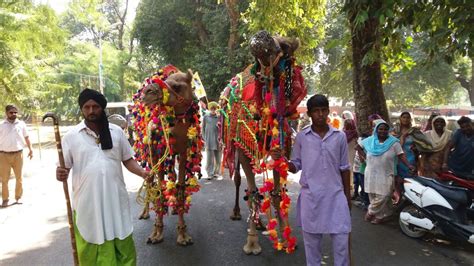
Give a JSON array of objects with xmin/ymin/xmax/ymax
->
[
  {"xmin": 455, "ymin": 57, "xmax": 474, "ymax": 106},
  {"xmin": 225, "ymin": 0, "xmax": 240, "ymax": 74},
  {"xmin": 349, "ymin": 0, "xmax": 389, "ymax": 134},
  {"xmin": 118, "ymin": 64, "xmax": 125, "ymax": 99},
  {"xmin": 225, "ymin": 0, "xmax": 239, "ymax": 54},
  {"xmin": 470, "ymin": 58, "xmax": 474, "ymax": 106},
  {"xmin": 193, "ymin": 1, "xmax": 209, "ymax": 45}
]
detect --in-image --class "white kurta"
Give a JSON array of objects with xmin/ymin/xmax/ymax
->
[
  {"xmin": 362, "ymin": 142, "xmax": 403, "ymax": 196},
  {"xmin": 62, "ymin": 121, "xmax": 134, "ymax": 244}
]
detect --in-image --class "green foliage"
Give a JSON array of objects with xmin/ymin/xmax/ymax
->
[
  {"xmin": 0, "ymin": 1, "xmax": 67, "ymax": 115},
  {"xmin": 242, "ymin": 0, "xmax": 326, "ymax": 63},
  {"xmin": 399, "ymin": 1, "xmax": 474, "ymax": 60},
  {"xmin": 316, "ymin": 1, "xmax": 352, "ymax": 100},
  {"xmin": 384, "ymin": 58, "xmax": 459, "ymax": 109},
  {"xmin": 134, "ymin": 0, "xmax": 251, "ymax": 100}
]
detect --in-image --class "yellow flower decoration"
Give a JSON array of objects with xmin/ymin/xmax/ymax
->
[
  {"xmin": 186, "ymin": 195, "xmax": 192, "ymax": 204},
  {"xmin": 187, "ymin": 176, "xmax": 198, "ymax": 187},
  {"xmin": 187, "ymin": 126, "xmax": 198, "ymax": 140},
  {"xmin": 166, "ymin": 180, "xmax": 175, "ymax": 190},
  {"xmin": 263, "ymin": 107, "xmax": 271, "ymax": 116},
  {"xmin": 163, "ymin": 88, "xmax": 170, "ymax": 104},
  {"xmin": 249, "ymin": 104, "xmax": 257, "ymax": 114},
  {"xmin": 276, "ymin": 242, "xmax": 283, "ymax": 251},
  {"xmin": 272, "ymin": 126, "xmax": 279, "ymax": 136},
  {"xmin": 268, "ymin": 229, "xmax": 278, "ymax": 239}
]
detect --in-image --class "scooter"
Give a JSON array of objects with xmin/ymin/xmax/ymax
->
[{"xmin": 399, "ymin": 175, "xmax": 474, "ymax": 243}]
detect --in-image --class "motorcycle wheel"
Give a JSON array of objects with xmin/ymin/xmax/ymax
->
[{"xmin": 399, "ymin": 205, "xmax": 428, "ymax": 239}]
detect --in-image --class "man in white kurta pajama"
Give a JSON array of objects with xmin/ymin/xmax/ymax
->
[{"xmin": 57, "ymin": 89, "xmax": 149, "ymax": 265}]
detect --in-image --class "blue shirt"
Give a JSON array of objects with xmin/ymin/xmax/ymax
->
[{"xmin": 448, "ymin": 129, "xmax": 474, "ymax": 179}]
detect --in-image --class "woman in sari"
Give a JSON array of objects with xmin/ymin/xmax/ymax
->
[
  {"xmin": 356, "ymin": 121, "xmax": 415, "ymax": 224},
  {"xmin": 392, "ymin": 112, "xmax": 418, "ymax": 178},
  {"xmin": 419, "ymin": 116, "xmax": 452, "ymax": 179}
]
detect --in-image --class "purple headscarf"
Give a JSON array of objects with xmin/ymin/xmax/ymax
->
[{"xmin": 344, "ymin": 119, "xmax": 358, "ymax": 142}]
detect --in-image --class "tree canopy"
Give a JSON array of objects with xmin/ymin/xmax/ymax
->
[{"xmin": 0, "ymin": 0, "xmax": 472, "ymax": 122}]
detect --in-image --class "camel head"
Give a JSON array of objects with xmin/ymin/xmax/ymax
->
[
  {"xmin": 141, "ymin": 68, "xmax": 194, "ymax": 109},
  {"xmin": 250, "ymin": 30, "xmax": 300, "ymax": 68},
  {"xmin": 164, "ymin": 69, "xmax": 194, "ymax": 108}
]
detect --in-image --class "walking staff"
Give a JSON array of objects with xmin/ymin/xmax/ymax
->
[{"xmin": 42, "ymin": 112, "xmax": 79, "ymax": 266}]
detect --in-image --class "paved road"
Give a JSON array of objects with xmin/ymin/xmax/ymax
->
[{"xmin": 0, "ymin": 128, "xmax": 473, "ymax": 265}]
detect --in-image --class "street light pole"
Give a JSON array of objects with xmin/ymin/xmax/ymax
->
[{"xmin": 99, "ymin": 31, "xmax": 104, "ymax": 94}]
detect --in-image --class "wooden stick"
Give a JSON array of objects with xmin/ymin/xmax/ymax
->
[
  {"xmin": 349, "ymin": 232, "xmax": 353, "ymax": 266},
  {"xmin": 43, "ymin": 112, "xmax": 79, "ymax": 266}
]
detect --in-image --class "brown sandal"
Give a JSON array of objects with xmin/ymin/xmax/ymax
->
[
  {"xmin": 364, "ymin": 212, "xmax": 375, "ymax": 222},
  {"xmin": 371, "ymin": 218, "xmax": 384, "ymax": 225}
]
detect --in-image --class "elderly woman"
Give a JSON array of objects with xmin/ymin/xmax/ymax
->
[
  {"xmin": 392, "ymin": 112, "xmax": 418, "ymax": 178},
  {"xmin": 356, "ymin": 120, "xmax": 415, "ymax": 224},
  {"xmin": 419, "ymin": 116, "xmax": 452, "ymax": 178}
]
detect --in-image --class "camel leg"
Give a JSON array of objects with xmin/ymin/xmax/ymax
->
[
  {"xmin": 176, "ymin": 154, "xmax": 193, "ymax": 246},
  {"xmin": 230, "ymin": 158, "xmax": 242, "ymax": 220},
  {"xmin": 147, "ymin": 173, "xmax": 165, "ymax": 244},
  {"xmin": 271, "ymin": 170, "xmax": 288, "ymax": 245},
  {"xmin": 239, "ymin": 150, "xmax": 262, "ymax": 255},
  {"xmin": 147, "ymin": 215, "xmax": 164, "ymax": 244},
  {"xmin": 138, "ymin": 202, "xmax": 150, "ymax": 220}
]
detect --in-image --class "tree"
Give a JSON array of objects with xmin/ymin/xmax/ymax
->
[
  {"xmin": 61, "ymin": 0, "xmax": 136, "ymax": 100},
  {"xmin": 0, "ymin": 1, "xmax": 67, "ymax": 114},
  {"xmin": 343, "ymin": 0, "xmax": 390, "ymax": 133},
  {"xmin": 134, "ymin": 0, "xmax": 251, "ymax": 100},
  {"xmin": 399, "ymin": 1, "xmax": 474, "ymax": 105},
  {"xmin": 242, "ymin": 0, "xmax": 326, "ymax": 64},
  {"xmin": 316, "ymin": 1, "xmax": 353, "ymax": 102}
]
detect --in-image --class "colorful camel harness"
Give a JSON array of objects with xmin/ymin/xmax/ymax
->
[
  {"xmin": 131, "ymin": 67, "xmax": 203, "ymax": 216},
  {"xmin": 221, "ymin": 56, "xmax": 306, "ymax": 253}
]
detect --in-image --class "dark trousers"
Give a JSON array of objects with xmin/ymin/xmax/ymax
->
[{"xmin": 353, "ymin": 172, "xmax": 369, "ymax": 206}]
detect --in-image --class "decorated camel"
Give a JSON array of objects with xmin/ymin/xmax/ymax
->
[
  {"xmin": 131, "ymin": 65, "xmax": 203, "ymax": 246},
  {"xmin": 220, "ymin": 31, "xmax": 307, "ymax": 254}
]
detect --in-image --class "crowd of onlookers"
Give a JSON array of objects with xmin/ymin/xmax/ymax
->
[{"xmin": 323, "ymin": 111, "xmax": 474, "ymax": 225}]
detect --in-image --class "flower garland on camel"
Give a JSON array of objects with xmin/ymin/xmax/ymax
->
[
  {"xmin": 132, "ymin": 67, "xmax": 203, "ymax": 216},
  {"xmin": 221, "ymin": 51, "xmax": 305, "ymax": 253}
]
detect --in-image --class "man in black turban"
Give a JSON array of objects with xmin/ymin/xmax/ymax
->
[
  {"xmin": 56, "ymin": 88, "xmax": 152, "ymax": 265},
  {"xmin": 78, "ymin": 88, "xmax": 113, "ymax": 149}
]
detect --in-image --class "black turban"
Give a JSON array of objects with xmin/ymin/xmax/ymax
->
[
  {"xmin": 78, "ymin": 88, "xmax": 113, "ymax": 150},
  {"xmin": 79, "ymin": 88, "xmax": 107, "ymax": 109}
]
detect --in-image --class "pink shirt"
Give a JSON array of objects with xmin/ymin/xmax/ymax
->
[{"xmin": 291, "ymin": 126, "xmax": 351, "ymax": 234}]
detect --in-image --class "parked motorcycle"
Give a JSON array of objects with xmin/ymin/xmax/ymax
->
[
  {"xmin": 399, "ymin": 175, "xmax": 474, "ymax": 243},
  {"xmin": 437, "ymin": 171, "xmax": 474, "ymax": 191}
]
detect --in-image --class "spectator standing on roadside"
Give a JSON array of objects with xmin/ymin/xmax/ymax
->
[{"xmin": 0, "ymin": 104, "xmax": 33, "ymax": 207}]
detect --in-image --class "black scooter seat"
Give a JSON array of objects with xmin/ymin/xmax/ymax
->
[{"xmin": 413, "ymin": 176, "xmax": 469, "ymax": 205}]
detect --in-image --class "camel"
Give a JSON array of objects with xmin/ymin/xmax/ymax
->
[
  {"xmin": 131, "ymin": 65, "xmax": 203, "ymax": 246},
  {"xmin": 221, "ymin": 31, "xmax": 307, "ymax": 255}
]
